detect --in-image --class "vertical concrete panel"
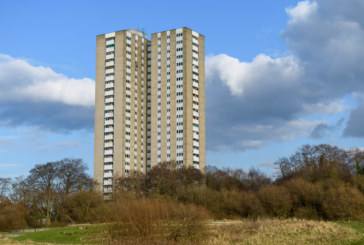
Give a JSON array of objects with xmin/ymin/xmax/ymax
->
[
  {"xmin": 94, "ymin": 35, "xmax": 106, "ymax": 191},
  {"xmin": 183, "ymin": 28, "xmax": 193, "ymax": 167},
  {"xmin": 170, "ymin": 30, "xmax": 177, "ymax": 163},
  {"xmin": 114, "ymin": 31, "xmax": 126, "ymax": 178},
  {"xmin": 160, "ymin": 32, "xmax": 167, "ymax": 163},
  {"xmin": 198, "ymin": 35, "xmax": 206, "ymax": 173},
  {"xmin": 150, "ymin": 33, "xmax": 158, "ymax": 167}
]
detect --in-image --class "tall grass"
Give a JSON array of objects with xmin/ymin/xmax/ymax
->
[
  {"xmin": 98, "ymin": 196, "xmax": 210, "ymax": 244},
  {"xmin": 207, "ymin": 218, "xmax": 362, "ymax": 245}
]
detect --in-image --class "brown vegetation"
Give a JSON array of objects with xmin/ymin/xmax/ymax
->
[
  {"xmin": 1, "ymin": 144, "xmax": 364, "ymax": 243},
  {"xmin": 0, "ymin": 200, "xmax": 26, "ymax": 232},
  {"xmin": 206, "ymin": 219, "xmax": 361, "ymax": 245}
]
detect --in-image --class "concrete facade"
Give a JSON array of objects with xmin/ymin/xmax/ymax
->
[{"xmin": 94, "ymin": 27, "xmax": 205, "ymax": 197}]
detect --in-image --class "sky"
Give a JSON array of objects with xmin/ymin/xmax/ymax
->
[{"xmin": 1, "ymin": 0, "xmax": 364, "ymax": 178}]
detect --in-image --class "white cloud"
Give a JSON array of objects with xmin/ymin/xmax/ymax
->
[
  {"xmin": 206, "ymin": 0, "xmax": 364, "ymax": 151},
  {"xmin": 206, "ymin": 54, "xmax": 301, "ymax": 95},
  {"xmin": 302, "ymin": 99, "xmax": 346, "ymax": 115},
  {"xmin": 286, "ymin": 0, "xmax": 317, "ymax": 23},
  {"xmin": 0, "ymin": 54, "xmax": 94, "ymax": 106},
  {"xmin": 0, "ymin": 55, "xmax": 95, "ymax": 131}
]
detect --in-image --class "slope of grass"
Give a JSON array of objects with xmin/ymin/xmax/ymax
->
[
  {"xmin": 207, "ymin": 219, "xmax": 363, "ymax": 245},
  {"xmin": 2, "ymin": 220, "xmax": 364, "ymax": 244},
  {"xmin": 336, "ymin": 221, "xmax": 364, "ymax": 245},
  {"xmin": 10, "ymin": 226, "xmax": 96, "ymax": 244}
]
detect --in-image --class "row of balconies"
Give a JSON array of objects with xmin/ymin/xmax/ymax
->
[
  {"xmin": 106, "ymin": 39, "xmax": 114, "ymax": 46},
  {"xmin": 105, "ymin": 60, "xmax": 114, "ymax": 67},
  {"xmin": 105, "ymin": 127, "xmax": 114, "ymax": 133},
  {"xmin": 105, "ymin": 97, "xmax": 114, "ymax": 103},
  {"xmin": 104, "ymin": 156, "xmax": 113, "ymax": 163},
  {"xmin": 105, "ymin": 111, "xmax": 113, "ymax": 118},
  {"xmin": 106, "ymin": 46, "xmax": 114, "ymax": 53},
  {"xmin": 105, "ymin": 119, "xmax": 113, "ymax": 125},
  {"xmin": 105, "ymin": 134, "xmax": 113, "ymax": 140},
  {"xmin": 105, "ymin": 75, "xmax": 114, "ymax": 81},
  {"xmin": 105, "ymin": 104, "xmax": 114, "ymax": 110},
  {"xmin": 104, "ymin": 148, "xmax": 113, "ymax": 155},
  {"xmin": 105, "ymin": 90, "xmax": 114, "ymax": 96},
  {"xmin": 103, "ymin": 39, "xmax": 114, "ymax": 169},
  {"xmin": 106, "ymin": 53, "xmax": 114, "ymax": 60},
  {"xmin": 193, "ymin": 133, "xmax": 199, "ymax": 140},
  {"xmin": 104, "ymin": 171, "xmax": 113, "ymax": 178},
  {"xmin": 105, "ymin": 68, "xmax": 114, "ymax": 74},
  {"xmin": 104, "ymin": 179, "xmax": 112, "ymax": 185},
  {"xmin": 193, "ymin": 89, "xmax": 199, "ymax": 96},
  {"xmin": 105, "ymin": 82, "xmax": 114, "ymax": 89}
]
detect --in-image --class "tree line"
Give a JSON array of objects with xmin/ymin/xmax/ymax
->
[
  {"xmin": 0, "ymin": 159, "xmax": 92, "ymax": 230},
  {"xmin": 1, "ymin": 144, "xmax": 364, "ymax": 234}
]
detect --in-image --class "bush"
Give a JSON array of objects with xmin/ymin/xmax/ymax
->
[
  {"xmin": 0, "ymin": 199, "xmax": 27, "ymax": 231},
  {"xmin": 256, "ymin": 186, "xmax": 292, "ymax": 218},
  {"xmin": 101, "ymin": 197, "xmax": 210, "ymax": 244},
  {"xmin": 322, "ymin": 186, "xmax": 364, "ymax": 220},
  {"xmin": 59, "ymin": 191, "xmax": 104, "ymax": 224},
  {"xmin": 284, "ymin": 178, "xmax": 324, "ymax": 219},
  {"xmin": 240, "ymin": 192, "xmax": 265, "ymax": 219}
]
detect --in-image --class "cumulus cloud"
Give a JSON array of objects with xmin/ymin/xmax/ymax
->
[
  {"xmin": 0, "ymin": 55, "xmax": 95, "ymax": 131},
  {"xmin": 344, "ymin": 100, "xmax": 364, "ymax": 137},
  {"xmin": 206, "ymin": 0, "xmax": 364, "ymax": 151},
  {"xmin": 0, "ymin": 54, "xmax": 94, "ymax": 106},
  {"xmin": 310, "ymin": 118, "xmax": 344, "ymax": 139}
]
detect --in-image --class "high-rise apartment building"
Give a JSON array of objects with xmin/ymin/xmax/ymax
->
[{"xmin": 94, "ymin": 27, "xmax": 205, "ymax": 197}]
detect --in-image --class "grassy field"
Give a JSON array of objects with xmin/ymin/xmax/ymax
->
[
  {"xmin": 1, "ymin": 226, "xmax": 98, "ymax": 244},
  {"xmin": 1, "ymin": 219, "xmax": 364, "ymax": 244}
]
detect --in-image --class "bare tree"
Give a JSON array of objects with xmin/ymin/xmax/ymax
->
[
  {"xmin": 27, "ymin": 161, "xmax": 61, "ymax": 227},
  {"xmin": 58, "ymin": 158, "xmax": 92, "ymax": 195},
  {"xmin": 0, "ymin": 178, "xmax": 11, "ymax": 201},
  {"xmin": 10, "ymin": 176, "xmax": 30, "ymax": 205},
  {"xmin": 275, "ymin": 144, "xmax": 354, "ymax": 182}
]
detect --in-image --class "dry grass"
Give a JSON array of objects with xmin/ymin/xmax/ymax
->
[
  {"xmin": 0, "ymin": 238, "xmax": 35, "ymax": 244},
  {"xmin": 206, "ymin": 218, "xmax": 361, "ymax": 245},
  {"xmin": 1, "ymin": 218, "xmax": 362, "ymax": 244},
  {"xmin": 98, "ymin": 197, "xmax": 210, "ymax": 244}
]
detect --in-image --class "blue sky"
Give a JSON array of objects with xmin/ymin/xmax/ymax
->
[{"xmin": 1, "ymin": 0, "xmax": 364, "ymax": 178}]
